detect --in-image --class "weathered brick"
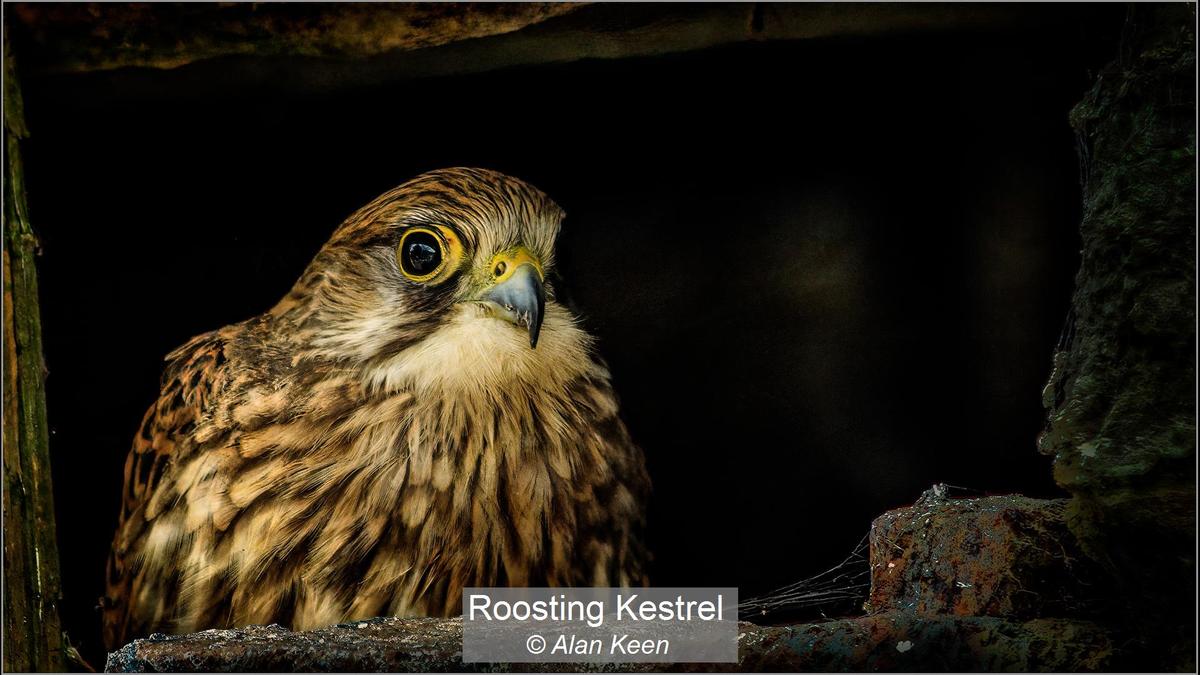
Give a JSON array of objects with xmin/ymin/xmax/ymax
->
[{"xmin": 866, "ymin": 490, "xmax": 1109, "ymax": 619}]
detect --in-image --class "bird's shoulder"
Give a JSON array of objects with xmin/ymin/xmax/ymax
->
[
  {"xmin": 104, "ymin": 320, "xmax": 232, "ymax": 646},
  {"xmin": 124, "ymin": 325, "xmax": 235, "ymax": 515},
  {"xmin": 105, "ymin": 312, "xmax": 372, "ymax": 648},
  {"xmin": 117, "ymin": 313, "xmax": 319, "ymax": 521}
]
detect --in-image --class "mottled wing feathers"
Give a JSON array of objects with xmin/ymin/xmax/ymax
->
[
  {"xmin": 104, "ymin": 345, "xmax": 649, "ymax": 649},
  {"xmin": 103, "ymin": 329, "xmax": 229, "ymax": 649},
  {"xmin": 570, "ymin": 375, "xmax": 652, "ymax": 588}
]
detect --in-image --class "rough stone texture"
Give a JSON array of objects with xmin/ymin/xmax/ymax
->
[
  {"xmin": 104, "ymin": 614, "xmax": 1116, "ymax": 673},
  {"xmin": 105, "ymin": 619, "xmax": 469, "ymax": 674},
  {"xmin": 1036, "ymin": 4, "xmax": 1195, "ymax": 669},
  {"xmin": 736, "ymin": 614, "xmax": 1115, "ymax": 673},
  {"xmin": 865, "ymin": 491, "xmax": 1109, "ymax": 620}
]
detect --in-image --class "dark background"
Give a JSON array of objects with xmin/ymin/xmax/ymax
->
[{"xmin": 14, "ymin": 5, "xmax": 1123, "ymax": 664}]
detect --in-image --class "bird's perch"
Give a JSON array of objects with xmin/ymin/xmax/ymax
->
[
  {"xmin": 105, "ymin": 614, "xmax": 1116, "ymax": 673},
  {"xmin": 104, "ymin": 495, "xmax": 1119, "ymax": 672},
  {"xmin": 3, "ymin": 30, "xmax": 68, "ymax": 673}
]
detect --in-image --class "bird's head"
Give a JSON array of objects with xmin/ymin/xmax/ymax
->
[{"xmin": 281, "ymin": 167, "xmax": 596, "ymax": 394}]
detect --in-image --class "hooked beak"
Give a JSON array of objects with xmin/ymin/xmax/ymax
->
[{"xmin": 479, "ymin": 261, "xmax": 546, "ymax": 348}]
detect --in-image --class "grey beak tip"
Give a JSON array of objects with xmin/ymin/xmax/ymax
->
[
  {"xmin": 527, "ymin": 294, "xmax": 544, "ymax": 349},
  {"xmin": 529, "ymin": 320, "xmax": 541, "ymax": 349},
  {"xmin": 481, "ymin": 263, "xmax": 546, "ymax": 349}
]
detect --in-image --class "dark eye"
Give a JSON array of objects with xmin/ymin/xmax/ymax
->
[{"xmin": 398, "ymin": 229, "xmax": 445, "ymax": 280}]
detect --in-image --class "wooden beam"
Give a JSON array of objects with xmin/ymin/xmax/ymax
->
[
  {"xmin": 3, "ymin": 28, "xmax": 67, "ymax": 674},
  {"xmin": 11, "ymin": 3, "xmax": 1040, "ymax": 78}
]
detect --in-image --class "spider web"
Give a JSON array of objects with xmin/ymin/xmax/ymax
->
[
  {"xmin": 738, "ymin": 484, "xmax": 983, "ymax": 622},
  {"xmin": 738, "ymin": 533, "xmax": 871, "ymax": 622}
]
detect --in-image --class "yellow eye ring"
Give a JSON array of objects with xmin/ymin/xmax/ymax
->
[{"xmin": 397, "ymin": 225, "xmax": 462, "ymax": 283}]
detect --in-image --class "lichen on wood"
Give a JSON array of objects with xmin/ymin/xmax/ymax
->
[{"xmin": 3, "ymin": 28, "xmax": 67, "ymax": 674}]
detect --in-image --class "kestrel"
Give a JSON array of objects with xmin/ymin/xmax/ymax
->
[{"xmin": 103, "ymin": 168, "xmax": 651, "ymax": 649}]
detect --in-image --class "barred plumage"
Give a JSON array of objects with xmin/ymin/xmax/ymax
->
[{"xmin": 103, "ymin": 168, "xmax": 650, "ymax": 649}]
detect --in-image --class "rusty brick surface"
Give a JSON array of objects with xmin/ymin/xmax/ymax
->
[
  {"xmin": 866, "ymin": 490, "xmax": 1109, "ymax": 619},
  {"xmin": 737, "ymin": 613, "xmax": 1115, "ymax": 673}
]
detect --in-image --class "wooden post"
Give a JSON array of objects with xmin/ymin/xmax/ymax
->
[{"xmin": 3, "ymin": 31, "xmax": 68, "ymax": 673}]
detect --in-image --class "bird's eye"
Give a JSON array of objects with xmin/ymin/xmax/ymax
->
[
  {"xmin": 399, "ymin": 229, "xmax": 444, "ymax": 280},
  {"xmin": 397, "ymin": 226, "xmax": 462, "ymax": 283}
]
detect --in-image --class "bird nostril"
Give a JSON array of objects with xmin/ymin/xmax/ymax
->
[{"xmin": 494, "ymin": 262, "xmax": 507, "ymax": 277}]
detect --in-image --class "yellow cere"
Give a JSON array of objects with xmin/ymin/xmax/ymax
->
[{"xmin": 488, "ymin": 246, "xmax": 544, "ymax": 285}]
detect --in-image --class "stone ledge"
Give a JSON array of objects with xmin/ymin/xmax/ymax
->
[
  {"xmin": 105, "ymin": 490, "xmax": 1124, "ymax": 672},
  {"xmin": 104, "ymin": 613, "xmax": 1116, "ymax": 673}
]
